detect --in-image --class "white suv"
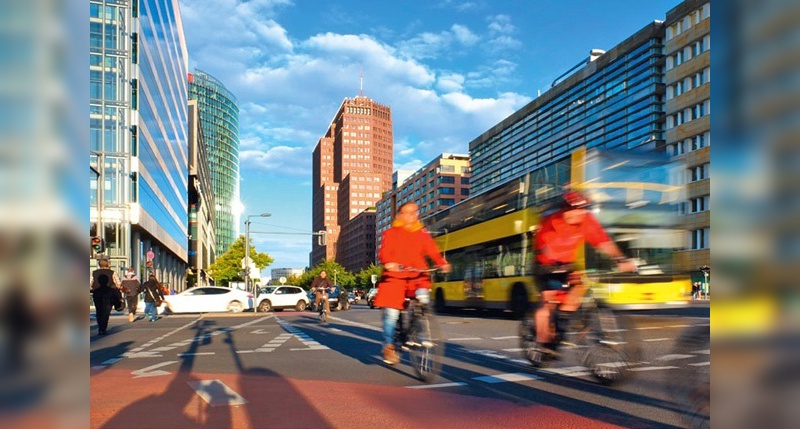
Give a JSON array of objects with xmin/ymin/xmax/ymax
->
[{"xmin": 256, "ymin": 285, "xmax": 309, "ymax": 312}]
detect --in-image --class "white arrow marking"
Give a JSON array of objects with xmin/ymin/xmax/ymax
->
[
  {"xmin": 250, "ymin": 329, "xmax": 270, "ymax": 334},
  {"xmin": 131, "ymin": 361, "xmax": 178, "ymax": 378},
  {"xmin": 187, "ymin": 379, "xmax": 248, "ymax": 407}
]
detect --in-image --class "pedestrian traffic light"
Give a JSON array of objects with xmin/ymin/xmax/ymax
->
[{"xmin": 91, "ymin": 236, "xmax": 105, "ymax": 254}]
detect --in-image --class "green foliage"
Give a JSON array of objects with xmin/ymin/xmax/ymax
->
[
  {"xmin": 355, "ymin": 263, "xmax": 383, "ymax": 290},
  {"xmin": 206, "ymin": 235, "xmax": 274, "ymax": 286},
  {"xmin": 296, "ymin": 260, "xmax": 355, "ymax": 289}
]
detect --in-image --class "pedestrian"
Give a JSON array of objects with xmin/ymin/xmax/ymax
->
[
  {"xmin": 120, "ymin": 267, "xmax": 141, "ymax": 322},
  {"xmin": 692, "ymin": 282, "xmax": 700, "ymax": 300},
  {"xmin": 90, "ymin": 255, "xmax": 121, "ymax": 335},
  {"xmin": 141, "ymin": 273, "xmax": 165, "ymax": 322}
]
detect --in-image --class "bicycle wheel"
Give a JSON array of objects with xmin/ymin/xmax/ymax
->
[
  {"xmin": 408, "ymin": 307, "xmax": 443, "ymax": 383},
  {"xmin": 319, "ymin": 309, "xmax": 327, "ymax": 323},
  {"xmin": 665, "ymin": 325, "xmax": 709, "ymax": 429},
  {"xmin": 519, "ymin": 310, "xmax": 545, "ymax": 367},
  {"xmin": 580, "ymin": 307, "xmax": 636, "ymax": 386}
]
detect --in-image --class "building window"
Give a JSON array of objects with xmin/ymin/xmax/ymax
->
[
  {"xmin": 461, "ymin": 188, "xmax": 470, "ymax": 196},
  {"xmin": 690, "ymin": 195, "xmax": 709, "ymax": 213},
  {"xmin": 690, "ymin": 163, "xmax": 709, "ymax": 182},
  {"xmin": 461, "ymin": 176, "xmax": 470, "ymax": 184},
  {"xmin": 691, "ymin": 228, "xmax": 709, "ymax": 249},
  {"xmin": 439, "ymin": 187, "xmax": 455, "ymax": 195},
  {"xmin": 438, "ymin": 176, "xmax": 455, "ymax": 184}
]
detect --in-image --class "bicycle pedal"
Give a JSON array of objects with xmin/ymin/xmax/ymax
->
[
  {"xmin": 400, "ymin": 344, "xmax": 410, "ymax": 352},
  {"xmin": 404, "ymin": 340, "xmax": 421, "ymax": 348}
]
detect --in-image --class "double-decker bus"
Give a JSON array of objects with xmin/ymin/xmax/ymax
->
[{"xmin": 425, "ymin": 147, "xmax": 692, "ymax": 318}]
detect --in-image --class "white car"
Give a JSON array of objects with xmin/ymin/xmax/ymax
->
[
  {"xmin": 256, "ymin": 285, "xmax": 309, "ymax": 312},
  {"xmin": 163, "ymin": 286, "xmax": 254, "ymax": 313}
]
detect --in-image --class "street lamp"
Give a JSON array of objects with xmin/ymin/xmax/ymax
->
[{"xmin": 245, "ymin": 212, "xmax": 271, "ymax": 306}]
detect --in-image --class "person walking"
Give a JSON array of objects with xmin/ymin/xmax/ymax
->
[
  {"xmin": 120, "ymin": 267, "xmax": 142, "ymax": 322},
  {"xmin": 90, "ymin": 255, "xmax": 121, "ymax": 335},
  {"xmin": 374, "ymin": 202, "xmax": 451, "ymax": 365},
  {"xmin": 141, "ymin": 273, "xmax": 165, "ymax": 322}
]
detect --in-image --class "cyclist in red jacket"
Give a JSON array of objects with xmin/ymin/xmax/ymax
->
[
  {"xmin": 375, "ymin": 202, "xmax": 451, "ymax": 365},
  {"xmin": 533, "ymin": 190, "xmax": 636, "ymax": 355}
]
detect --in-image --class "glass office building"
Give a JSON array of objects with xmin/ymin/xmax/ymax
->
[
  {"xmin": 90, "ymin": 0, "xmax": 189, "ymax": 289},
  {"xmin": 188, "ymin": 70, "xmax": 240, "ymax": 256},
  {"xmin": 469, "ymin": 22, "xmax": 667, "ymax": 195}
]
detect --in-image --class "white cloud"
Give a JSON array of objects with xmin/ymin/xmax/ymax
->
[
  {"xmin": 451, "ymin": 24, "xmax": 480, "ymax": 45},
  {"xmin": 240, "ymin": 145, "xmax": 310, "ymax": 176},
  {"xmin": 487, "ymin": 15, "xmax": 515, "ymax": 35},
  {"xmin": 437, "ymin": 73, "xmax": 465, "ymax": 92}
]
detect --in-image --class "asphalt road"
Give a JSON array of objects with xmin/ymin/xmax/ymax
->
[{"xmin": 90, "ymin": 302, "xmax": 709, "ymax": 428}]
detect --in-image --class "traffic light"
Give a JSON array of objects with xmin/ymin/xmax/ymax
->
[{"xmin": 91, "ymin": 236, "xmax": 105, "ymax": 254}]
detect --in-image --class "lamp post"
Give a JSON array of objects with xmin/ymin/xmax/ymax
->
[{"xmin": 245, "ymin": 213, "xmax": 271, "ymax": 303}]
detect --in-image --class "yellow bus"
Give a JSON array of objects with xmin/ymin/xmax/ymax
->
[{"xmin": 425, "ymin": 147, "xmax": 692, "ymax": 318}]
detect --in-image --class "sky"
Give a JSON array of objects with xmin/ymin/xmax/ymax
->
[{"xmin": 179, "ymin": 0, "xmax": 681, "ymax": 278}]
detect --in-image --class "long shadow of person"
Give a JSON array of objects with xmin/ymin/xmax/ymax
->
[{"xmin": 99, "ymin": 319, "xmax": 236, "ymax": 428}]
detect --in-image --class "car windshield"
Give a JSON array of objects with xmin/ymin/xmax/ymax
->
[{"xmin": 260, "ymin": 287, "xmax": 276, "ymax": 294}]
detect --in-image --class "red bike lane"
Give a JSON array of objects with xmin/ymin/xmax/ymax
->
[{"xmin": 90, "ymin": 367, "xmax": 627, "ymax": 429}]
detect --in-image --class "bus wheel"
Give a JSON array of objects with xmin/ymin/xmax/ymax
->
[
  {"xmin": 434, "ymin": 288, "xmax": 446, "ymax": 314},
  {"xmin": 510, "ymin": 284, "xmax": 528, "ymax": 320}
]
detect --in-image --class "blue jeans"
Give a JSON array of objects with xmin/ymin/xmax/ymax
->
[
  {"xmin": 381, "ymin": 307, "xmax": 400, "ymax": 347},
  {"xmin": 144, "ymin": 302, "xmax": 158, "ymax": 321}
]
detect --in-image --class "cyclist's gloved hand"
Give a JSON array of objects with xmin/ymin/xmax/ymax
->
[{"xmin": 440, "ymin": 263, "xmax": 452, "ymax": 274}]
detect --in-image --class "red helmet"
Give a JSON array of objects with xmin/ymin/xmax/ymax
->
[{"xmin": 562, "ymin": 190, "xmax": 590, "ymax": 209}]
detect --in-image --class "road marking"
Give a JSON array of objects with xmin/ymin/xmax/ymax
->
[
  {"xmin": 275, "ymin": 318, "xmax": 331, "ymax": 351},
  {"xmin": 474, "ymin": 373, "xmax": 541, "ymax": 383},
  {"xmin": 130, "ymin": 318, "xmax": 201, "ymax": 352},
  {"xmin": 449, "ymin": 337, "xmax": 482, "ymax": 341},
  {"xmin": 692, "ymin": 349, "xmax": 710, "ymax": 355},
  {"xmin": 491, "ymin": 336, "xmax": 518, "ymax": 340},
  {"xmin": 689, "ymin": 362, "xmax": 710, "ymax": 367},
  {"xmin": 644, "ymin": 338, "xmax": 670, "ymax": 342},
  {"xmin": 666, "ymin": 324, "xmax": 692, "ymax": 328},
  {"xmin": 178, "ymin": 352, "xmax": 215, "ymax": 357},
  {"xmin": 629, "ymin": 366, "xmax": 679, "ymax": 372},
  {"xmin": 406, "ymin": 382, "xmax": 467, "ymax": 389},
  {"xmin": 329, "ymin": 328, "xmax": 343, "ymax": 332},
  {"xmin": 540, "ymin": 366, "xmax": 593, "ymax": 377},
  {"xmin": 657, "ymin": 354, "xmax": 695, "ymax": 361},
  {"xmin": 502, "ymin": 348, "xmax": 524, "ymax": 352},
  {"xmin": 122, "ymin": 351, "xmax": 164, "ymax": 358},
  {"xmin": 470, "ymin": 349, "xmax": 511, "ymax": 360},
  {"xmin": 131, "ymin": 361, "xmax": 178, "ymax": 378},
  {"xmin": 250, "ymin": 329, "xmax": 270, "ymax": 334},
  {"xmin": 187, "ymin": 380, "xmax": 248, "ymax": 407},
  {"xmin": 635, "ymin": 326, "xmax": 661, "ymax": 330}
]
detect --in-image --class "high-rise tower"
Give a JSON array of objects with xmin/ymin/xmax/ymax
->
[
  {"xmin": 188, "ymin": 69, "xmax": 240, "ymax": 256},
  {"xmin": 311, "ymin": 95, "xmax": 393, "ymax": 270}
]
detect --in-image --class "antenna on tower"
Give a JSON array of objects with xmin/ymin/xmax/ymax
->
[{"xmin": 359, "ymin": 66, "xmax": 363, "ymax": 97}]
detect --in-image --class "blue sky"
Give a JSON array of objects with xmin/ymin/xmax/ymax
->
[{"xmin": 180, "ymin": 0, "xmax": 681, "ymax": 277}]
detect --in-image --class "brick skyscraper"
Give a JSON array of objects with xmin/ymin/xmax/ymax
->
[{"xmin": 311, "ymin": 95, "xmax": 393, "ymax": 269}]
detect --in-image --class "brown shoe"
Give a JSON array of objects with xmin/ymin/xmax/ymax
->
[
  {"xmin": 128, "ymin": 313, "xmax": 134, "ymax": 323},
  {"xmin": 382, "ymin": 345, "xmax": 399, "ymax": 365}
]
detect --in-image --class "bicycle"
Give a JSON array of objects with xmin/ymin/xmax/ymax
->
[
  {"xmin": 519, "ymin": 270, "xmax": 639, "ymax": 385},
  {"xmin": 388, "ymin": 266, "xmax": 445, "ymax": 383},
  {"xmin": 664, "ymin": 324, "xmax": 709, "ymax": 428},
  {"xmin": 312, "ymin": 287, "xmax": 330, "ymax": 323}
]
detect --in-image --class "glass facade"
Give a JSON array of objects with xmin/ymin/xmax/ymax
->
[
  {"xmin": 188, "ymin": 70, "xmax": 240, "ymax": 256},
  {"xmin": 90, "ymin": 0, "xmax": 189, "ymax": 290},
  {"xmin": 470, "ymin": 23, "xmax": 666, "ymax": 195}
]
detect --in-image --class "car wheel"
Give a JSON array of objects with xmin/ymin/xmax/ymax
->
[
  {"xmin": 296, "ymin": 300, "xmax": 307, "ymax": 311},
  {"xmin": 228, "ymin": 300, "xmax": 244, "ymax": 313},
  {"xmin": 257, "ymin": 300, "xmax": 271, "ymax": 312}
]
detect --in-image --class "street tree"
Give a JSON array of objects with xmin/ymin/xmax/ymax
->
[{"xmin": 206, "ymin": 235, "xmax": 273, "ymax": 286}]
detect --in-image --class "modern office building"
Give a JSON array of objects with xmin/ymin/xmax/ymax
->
[
  {"xmin": 90, "ymin": 0, "xmax": 189, "ymax": 289},
  {"xmin": 311, "ymin": 95, "xmax": 394, "ymax": 267},
  {"xmin": 468, "ymin": 22, "xmax": 668, "ymax": 195},
  {"xmin": 188, "ymin": 100, "xmax": 217, "ymax": 286},
  {"xmin": 188, "ymin": 69, "xmax": 241, "ymax": 257},
  {"xmin": 376, "ymin": 153, "xmax": 471, "ymax": 257},
  {"xmin": 664, "ymin": 0, "xmax": 711, "ymax": 273}
]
